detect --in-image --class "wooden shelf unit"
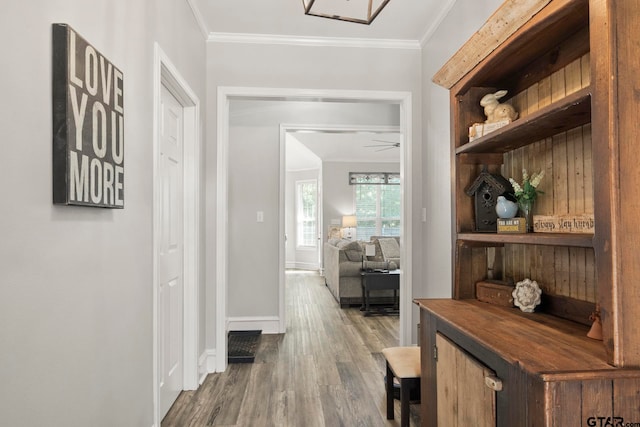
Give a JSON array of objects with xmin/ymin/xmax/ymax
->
[
  {"xmin": 455, "ymin": 86, "xmax": 591, "ymax": 155},
  {"xmin": 419, "ymin": 0, "xmax": 640, "ymax": 425}
]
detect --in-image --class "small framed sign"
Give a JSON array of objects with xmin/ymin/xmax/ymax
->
[
  {"xmin": 533, "ymin": 214, "xmax": 595, "ymax": 234},
  {"xmin": 52, "ymin": 24, "xmax": 124, "ymax": 208},
  {"xmin": 497, "ymin": 217, "xmax": 526, "ymax": 233}
]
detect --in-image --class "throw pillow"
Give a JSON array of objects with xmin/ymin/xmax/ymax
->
[
  {"xmin": 378, "ymin": 237, "xmax": 400, "ymax": 259},
  {"xmin": 336, "ymin": 240, "xmax": 363, "ymax": 262}
]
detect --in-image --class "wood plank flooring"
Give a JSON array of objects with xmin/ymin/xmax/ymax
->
[{"xmin": 162, "ymin": 270, "xmax": 420, "ymax": 426}]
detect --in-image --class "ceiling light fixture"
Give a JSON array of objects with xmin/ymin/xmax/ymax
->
[{"xmin": 303, "ymin": 0, "xmax": 391, "ymax": 25}]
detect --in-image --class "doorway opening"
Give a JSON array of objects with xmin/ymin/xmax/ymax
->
[
  {"xmin": 283, "ymin": 123, "xmax": 401, "ymax": 276},
  {"xmin": 217, "ymin": 87, "xmax": 413, "ymax": 373}
]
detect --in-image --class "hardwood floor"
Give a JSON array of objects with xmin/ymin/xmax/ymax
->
[{"xmin": 162, "ymin": 270, "xmax": 421, "ymax": 426}]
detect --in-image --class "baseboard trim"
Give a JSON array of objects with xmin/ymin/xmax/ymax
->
[
  {"xmin": 293, "ymin": 262, "xmax": 320, "ymax": 270},
  {"xmin": 199, "ymin": 349, "xmax": 217, "ymax": 377},
  {"xmin": 227, "ymin": 316, "xmax": 280, "ymax": 334},
  {"xmin": 285, "ymin": 262, "xmax": 320, "ymax": 270}
]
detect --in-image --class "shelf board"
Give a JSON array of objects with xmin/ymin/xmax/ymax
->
[
  {"xmin": 457, "ymin": 231, "xmax": 594, "ymax": 248},
  {"xmin": 456, "ymin": 86, "xmax": 591, "ymax": 155}
]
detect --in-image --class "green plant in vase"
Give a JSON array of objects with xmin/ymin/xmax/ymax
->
[{"xmin": 509, "ymin": 169, "xmax": 544, "ymax": 232}]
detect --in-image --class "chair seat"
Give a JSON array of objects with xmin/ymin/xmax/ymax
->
[
  {"xmin": 382, "ymin": 346, "xmax": 420, "ymax": 379},
  {"xmin": 382, "ymin": 346, "xmax": 421, "ymax": 427}
]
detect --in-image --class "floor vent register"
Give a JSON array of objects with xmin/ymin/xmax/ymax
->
[{"xmin": 227, "ymin": 330, "xmax": 262, "ymax": 364}]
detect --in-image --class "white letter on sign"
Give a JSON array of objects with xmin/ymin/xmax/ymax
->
[
  {"xmin": 85, "ymin": 45, "xmax": 99, "ymax": 96},
  {"xmin": 70, "ymin": 151, "xmax": 89, "ymax": 202},
  {"xmin": 69, "ymin": 85, "xmax": 88, "ymax": 151},
  {"xmin": 68, "ymin": 29, "xmax": 83, "ymax": 89},
  {"xmin": 90, "ymin": 158, "xmax": 103, "ymax": 204},
  {"xmin": 92, "ymin": 102, "xmax": 107, "ymax": 158}
]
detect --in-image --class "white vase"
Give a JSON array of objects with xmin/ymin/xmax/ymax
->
[{"xmin": 495, "ymin": 195, "xmax": 518, "ymax": 218}]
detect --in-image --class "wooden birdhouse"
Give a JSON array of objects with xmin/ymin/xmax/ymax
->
[{"xmin": 465, "ymin": 167, "xmax": 513, "ymax": 232}]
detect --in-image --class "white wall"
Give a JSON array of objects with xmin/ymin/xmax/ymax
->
[
  {"xmin": 0, "ymin": 2, "xmax": 205, "ymax": 426},
  {"xmin": 208, "ymin": 44, "xmax": 422, "ymax": 344},
  {"xmin": 227, "ymin": 125, "xmax": 281, "ymax": 317},
  {"xmin": 419, "ymin": 0, "xmax": 506, "ymax": 300}
]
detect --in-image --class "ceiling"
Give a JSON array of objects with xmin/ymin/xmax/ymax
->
[
  {"xmin": 192, "ymin": 0, "xmax": 456, "ymax": 44},
  {"xmin": 288, "ymin": 131, "xmax": 400, "ymax": 170}
]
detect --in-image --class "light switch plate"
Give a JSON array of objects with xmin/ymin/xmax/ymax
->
[{"xmin": 257, "ymin": 211, "xmax": 264, "ymax": 222}]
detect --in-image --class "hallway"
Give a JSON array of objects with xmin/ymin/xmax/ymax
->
[{"xmin": 162, "ymin": 270, "xmax": 420, "ymax": 426}]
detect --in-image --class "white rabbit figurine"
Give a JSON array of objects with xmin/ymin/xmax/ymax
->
[{"xmin": 480, "ymin": 90, "xmax": 519, "ymax": 124}]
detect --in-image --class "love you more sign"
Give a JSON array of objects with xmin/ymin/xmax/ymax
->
[{"xmin": 52, "ymin": 24, "xmax": 124, "ymax": 208}]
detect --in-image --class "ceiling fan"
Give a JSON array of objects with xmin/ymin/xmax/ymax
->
[{"xmin": 364, "ymin": 139, "xmax": 401, "ymax": 152}]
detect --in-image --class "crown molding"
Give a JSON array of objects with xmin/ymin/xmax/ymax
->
[
  {"xmin": 186, "ymin": 0, "xmax": 209, "ymax": 39},
  {"xmin": 208, "ymin": 32, "xmax": 420, "ymax": 50},
  {"xmin": 419, "ymin": 0, "xmax": 458, "ymax": 47}
]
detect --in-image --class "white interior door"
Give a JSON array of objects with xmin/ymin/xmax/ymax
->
[{"xmin": 159, "ymin": 84, "xmax": 184, "ymax": 418}]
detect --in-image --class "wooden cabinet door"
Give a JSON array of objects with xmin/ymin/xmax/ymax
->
[{"xmin": 436, "ymin": 333, "xmax": 497, "ymax": 427}]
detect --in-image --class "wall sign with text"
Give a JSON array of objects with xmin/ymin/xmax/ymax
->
[{"xmin": 52, "ymin": 23, "xmax": 124, "ymax": 208}]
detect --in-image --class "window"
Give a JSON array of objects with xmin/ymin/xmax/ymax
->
[
  {"xmin": 296, "ymin": 180, "xmax": 317, "ymax": 248},
  {"xmin": 354, "ymin": 182, "xmax": 400, "ymax": 241}
]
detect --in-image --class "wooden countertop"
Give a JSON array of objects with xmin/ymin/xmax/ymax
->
[{"xmin": 414, "ymin": 299, "xmax": 640, "ymax": 380}]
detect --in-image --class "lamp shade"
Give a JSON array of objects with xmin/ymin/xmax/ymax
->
[
  {"xmin": 342, "ymin": 215, "xmax": 357, "ymax": 228},
  {"xmin": 303, "ymin": 0, "xmax": 391, "ymax": 25}
]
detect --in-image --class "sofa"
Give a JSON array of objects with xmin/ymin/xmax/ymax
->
[{"xmin": 323, "ymin": 236, "xmax": 400, "ymax": 307}]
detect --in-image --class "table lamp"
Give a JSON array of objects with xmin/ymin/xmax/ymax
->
[{"xmin": 342, "ymin": 215, "xmax": 357, "ymax": 240}]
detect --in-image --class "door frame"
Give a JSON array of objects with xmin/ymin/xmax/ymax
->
[
  {"xmin": 153, "ymin": 44, "xmax": 201, "ymax": 425},
  {"xmin": 217, "ymin": 87, "xmax": 413, "ymax": 373},
  {"xmin": 280, "ymin": 123, "xmax": 402, "ymax": 333}
]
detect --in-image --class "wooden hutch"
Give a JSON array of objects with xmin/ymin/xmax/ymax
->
[{"xmin": 415, "ymin": 0, "xmax": 640, "ymax": 425}]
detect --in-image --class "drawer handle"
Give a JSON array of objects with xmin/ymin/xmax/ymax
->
[{"xmin": 484, "ymin": 375, "xmax": 503, "ymax": 391}]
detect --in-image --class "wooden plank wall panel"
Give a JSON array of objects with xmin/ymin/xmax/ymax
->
[
  {"xmin": 550, "ymin": 381, "xmax": 583, "ymax": 427},
  {"xmin": 456, "ymin": 244, "xmax": 490, "ymax": 299},
  {"xmin": 471, "ymin": 248, "xmax": 489, "ymax": 293},
  {"xmin": 421, "ymin": 310, "xmax": 438, "ymax": 426},
  {"xmin": 614, "ymin": 0, "xmax": 640, "ymax": 367},
  {"xmin": 613, "ymin": 378, "xmax": 640, "ymax": 421},
  {"xmin": 581, "ymin": 379, "xmax": 613, "ymax": 422},
  {"xmin": 548, "ymin": 379, "xmax": 623, "ymax": 426},
  {"xmin": 583, "ymin": 124, "xmax": 593, "ymax": 214},
  {"xmin": 545, "ymin": 377, "xmax": 640, "ymax": 426},
  {"xmin": 500, "ymin": 244, "xmax": 596, "ymax": 303},
  {"xmin": 435, "ymin": 333, "xmax": 496, "ymax": 427},
  {"xmin": 435, "ymin": 334, "xmax": 458, "ymax": 427},
  {"xmin": 458, "ymin": 352, "xmax": 496, "ymax": 427},
  {"xmin": 501, "ymin": 53, "xmax": 596, "ymax": 303},
  {"xmin": 526, "ymin": 377, "xmax": 547, "ymax": 426}
]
